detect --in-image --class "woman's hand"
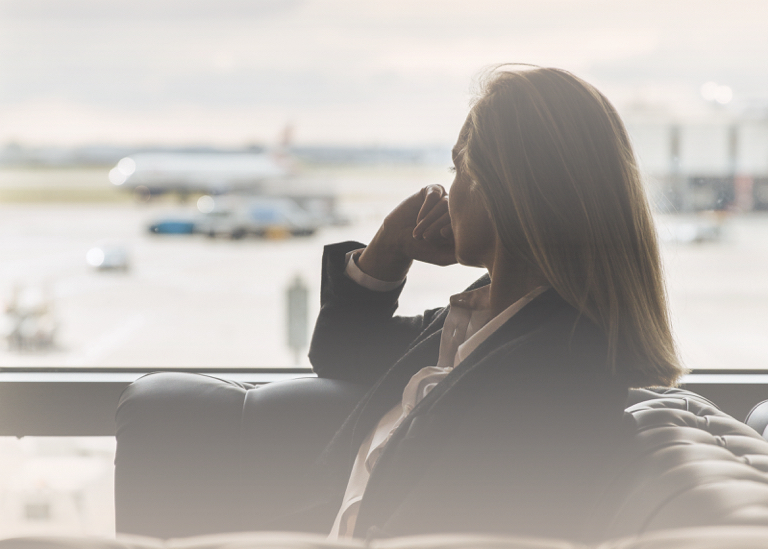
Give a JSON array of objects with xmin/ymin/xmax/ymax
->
[{"xmin": 357, "ymin": 185, "xmax": 456, "ymax": 282}]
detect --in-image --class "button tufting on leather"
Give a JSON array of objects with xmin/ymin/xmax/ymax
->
[{"xmin": 593, "ymin": 389, "xmax": 768, "ymax": 540}]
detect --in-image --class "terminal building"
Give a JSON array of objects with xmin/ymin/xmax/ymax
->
[{"xmin": 625, "ymin": 112, "xmax": 768, "ymax": 213}]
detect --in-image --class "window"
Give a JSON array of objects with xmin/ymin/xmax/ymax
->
[
  {"xmin": 2, "ymin": 3, "xmax": 767, "ymax": 371},
  {"xmin": 2, "ymin": 2, "xmax": 765, "ymax": 372},
  {"xmin": 1, "ymin": 0, "xmax": 767, "ymax": 538}
]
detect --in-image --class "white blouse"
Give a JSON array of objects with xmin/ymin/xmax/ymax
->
[{"xmin": 327, "ymin": 250, "xmax": 547, "ymax": 539}]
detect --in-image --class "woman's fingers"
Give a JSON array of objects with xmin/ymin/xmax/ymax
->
[
  {"xmin": 363, "ymin": 184, "xmax": 456, "ymax": 277},
  {"xmin": 415, "ymin": 185, "xmax": 446, "ymax": 222},
  {"xmin": 415, "ymin": 185, "xmax": 445, "ymax": 220},
  {"xmin": 401, "ymin": 185, "xmax": 456, "ymax": 267},
  {"xmin": 413, "ymin": 204, "xmax": 447, "ymax": 239},
  {"xmin": 413, "ymin": 185, "xmax": 449, "ymax": 239},
  {"xmin": 408, "ymin": 226, "xmax": 457, "ymax": 266},
  {"xmin": 409, "ymin": 207, "xmax": 455, "ymax": 267},
  {"xmin": 420, "ymin": 211, "xmax": 452, "ymax": 243}
]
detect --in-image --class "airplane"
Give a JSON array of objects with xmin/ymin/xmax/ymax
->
[{"xmin": 108, "ymin": 150, "xmax": 290, "ymax": 197}]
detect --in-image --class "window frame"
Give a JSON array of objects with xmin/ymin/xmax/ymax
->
[
  {"xmin": 0, "ymin": 367, "xmax": 314, "ymax": 436},
  {"xmin": 0, "ymin": 368, "xmax": 764, "ymax": 437}
]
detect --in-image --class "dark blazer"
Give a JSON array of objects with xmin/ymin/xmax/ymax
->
[{"xmin": 289, "ymin": 241, "xmax": 631, "ymax": 541}]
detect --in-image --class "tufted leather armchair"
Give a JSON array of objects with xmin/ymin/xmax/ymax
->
[
  {"xmin": 589, "ymin": 388, "xmax": 768, "ymax": 539},
  {"xmin": 113, "ymin": 376, "xmax": 768, "ymax": 543}
]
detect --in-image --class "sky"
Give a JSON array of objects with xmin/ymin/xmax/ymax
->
[{"xmin": 1, "ymin": 0, "xmax": 767, "ymax": 147}]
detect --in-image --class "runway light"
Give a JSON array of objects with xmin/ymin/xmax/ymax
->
[
  {"xmin": 86, "ymin": 248, "xmax": 105, "ymax": 267},
  {"xmin": 197, "ymin": 195, "xmax": 215, "ymax": 213}
]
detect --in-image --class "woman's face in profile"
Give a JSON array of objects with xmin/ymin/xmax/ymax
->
[{"xmin": 448, "ymin": 138, "xmax": 496, "ymax": 269}]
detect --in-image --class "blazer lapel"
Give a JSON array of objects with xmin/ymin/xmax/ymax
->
[
  {"xmin": 330, "ymin": 272, "xmax": 494, "ymax": 455},
  {"xmin": 352, "ymin": 272, "xmax": 496, "ymax": 439},
  {"xmin": 407, "ymin": 288, "xmax": 569, "ymax": 419},
  {"xmin": 353, "ymin": 288, "xmax": 567, "ymax": 461}
]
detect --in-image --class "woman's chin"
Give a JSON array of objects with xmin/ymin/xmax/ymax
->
[{"xmin": 454, "ymin": 251, "xmax": 487, "ymax": 270}]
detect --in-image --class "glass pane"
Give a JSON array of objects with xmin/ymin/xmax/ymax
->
[{"xmin": 1, "ymin": 2, "xmax": 767, "ymax": 370}]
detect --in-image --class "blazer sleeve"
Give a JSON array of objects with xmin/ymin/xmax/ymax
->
[{"xmin": 308, "ymin": 241, "xmax": 445, "ymax": 386}]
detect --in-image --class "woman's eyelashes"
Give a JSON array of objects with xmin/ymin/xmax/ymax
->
[{"xmin": 448, "ymin": 166, "xmax": 457, "ymax": 174}]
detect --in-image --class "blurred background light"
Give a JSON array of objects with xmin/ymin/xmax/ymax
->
[
  {"xmin": 715, "ymin": 85, "xmax": 733, "ymax": 105},
  {"xmin": 108, "ymin": 168, "xmax": 127, "ymax": 185},
  {"xmin": 700, "ymin": 81, "xmax": 734, "ymax": 105},
  {"xmin": 197, "ymin": 195, "xmax": 215, "ymax": 213},
  {"xmin": 85, "ymin": 248, "xmax": 105, "ymax": 267},
  {"xmin": 700, "ymin": 81, "xmax": 720, "ymax": 101},
  {"xmin": 116, "ymin": 157, "xmax": 136, "ymax": 176}
]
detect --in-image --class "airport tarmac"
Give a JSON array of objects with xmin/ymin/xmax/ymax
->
[
  {"xmin": 0, "ymin": 167, "xmax": 481, "ymax": 368},
  {"xmin": 0, "ymin": 167, "xmax": 767, "ymax": 371}
]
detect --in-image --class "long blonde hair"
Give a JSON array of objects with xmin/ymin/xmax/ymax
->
[{"xmin": 462, "ymin": 65, "xmax": 684, "ymax": 387}]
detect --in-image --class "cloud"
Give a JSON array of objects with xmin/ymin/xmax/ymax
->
[{"xmin": 1, "ymin": 0, "xmax": 767, "ymax": 145}]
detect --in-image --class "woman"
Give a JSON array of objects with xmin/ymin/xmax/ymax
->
[
  {"xmin": 306, "ymin": 65, "xmax": 683, "ymax": 540},
  {"xmin": 115, "ymin": 65, "xmax": 684, "ymax": 542}
]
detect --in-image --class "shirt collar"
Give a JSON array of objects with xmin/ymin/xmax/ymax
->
[{"xmin": 452, "ymin": 285, "xmax": 549, "ymax": 367}]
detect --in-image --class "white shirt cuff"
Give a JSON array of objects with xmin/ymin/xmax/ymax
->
[{"xmin": 344, "ymin": 249, "xmax": 405, "ymax": 292}]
